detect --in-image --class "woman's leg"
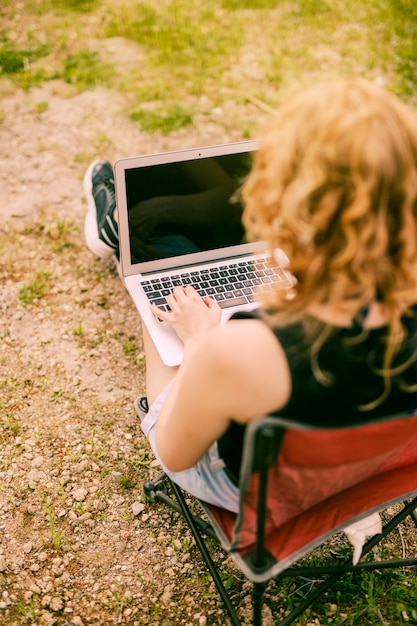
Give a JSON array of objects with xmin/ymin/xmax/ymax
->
[
  {"xmin": 83, "ymin": 160, "xmax": 177, "ymax": 403},
  {"xmin": 140, "ymin": 304, "xmax": 239, "ymax": 513},
  {"xmin": 141, "ymin": 321, "xmax": 178, "ymax": 407}
]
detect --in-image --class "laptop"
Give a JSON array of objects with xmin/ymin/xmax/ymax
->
[{"xmin": 114, "ymin": 140, "xmax": 294, "ymax": 366}]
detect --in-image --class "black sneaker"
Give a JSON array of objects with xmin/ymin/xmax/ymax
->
[
  {"xmin": 84, "ymin": 160, "xmax": 119, "ymax": 259},
  {"xmin": 135, "ymin": 397, "xmax": 149, "ymax": 421}
]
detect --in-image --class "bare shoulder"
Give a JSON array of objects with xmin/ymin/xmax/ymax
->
[
  {"xmin": 155, "ymin": 317, "xmax": 292, "ymax": 471},
  {"xmin": 198, "ymin": 317, "xmax": 292, "ymax": 423}
]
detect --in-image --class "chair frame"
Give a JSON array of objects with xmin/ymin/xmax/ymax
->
[{"xmin": 144, "ymin": 414, "xmax": 417, "ymax": 625}]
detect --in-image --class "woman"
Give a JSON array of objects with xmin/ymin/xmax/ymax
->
[{"xmin": 85, "ymin": 77, "xmax": 417, "ymax": 513}]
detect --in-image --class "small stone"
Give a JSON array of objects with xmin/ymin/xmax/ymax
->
[
  {"xmin": 39, "ymin": 611, "xmax": 55, "ymax": 626},
  {"xmin": 49, "ymin": 596, "xmax": 64, "ymax": 612},
  {"xmin": 72, "ymin": 488, "xmax": 87, "ymax": 502},
  {"xmin": 131, "ymin": 502, "xmax": 145, "ymax": 516},
  {"xmin": 0, "ymin": 556, "xmax": 7, "ymax": 572},
  {"xmin": 31, "ymin": 455, "xmax": 44, "ymax": 468},
  {"xmin": 161, "ymin": 585, "xmax": 172, "ymax": 604},
  {"xmin": 27, "ymin": 469, "xmax": 43, "ymax": 483}
]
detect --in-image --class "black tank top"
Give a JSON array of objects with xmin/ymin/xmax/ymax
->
[{"xmin": 218, "ymin": 310, "xmax": 417, "ymax": 482}]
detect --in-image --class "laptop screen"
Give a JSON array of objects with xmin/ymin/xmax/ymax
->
[{"xmin": 123, "ymin": 150, "xmax": 255, "ymax": 266}]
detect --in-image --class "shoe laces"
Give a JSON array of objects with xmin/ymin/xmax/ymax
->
[{"xmin": 103, "ymin": 177, "xmax": 115, "ymax": 205}]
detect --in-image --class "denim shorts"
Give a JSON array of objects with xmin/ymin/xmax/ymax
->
[{"xmin": 140, "ymin": 381, "xmax": 240, "ymax": 513}]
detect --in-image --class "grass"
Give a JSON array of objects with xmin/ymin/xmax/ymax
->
[
  {"xmin": 62, "ymin": 49, "xmax": 114, "ymax": 89},
  {"xmin": 120, "ymin": 474, "xmax": 137, "ymax": 490},
  {"xmin": 18, "ymin": 269, "xmax": 50, "ymax": 304},
  {"xmin": 16, "ymin": 596, "xmax": 41, "ymax": 623},
  {"xmin": 128, "ymin": 103, "xmax": 194, "ymax": 135},
  {"xmin": 44, "ymin": 503, "xmax": 64, "ymax": 549},
  {"xmin": 255, "ymin": 531, "xmax": 417, "ymax": 625},
  {"xmin": 1, "ymin": 0, "xmax": 416, "ymax": 133}
]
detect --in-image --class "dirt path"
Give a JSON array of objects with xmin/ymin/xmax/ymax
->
[{"xmin": 0, "ymin": 80, "xmax": 266, "ymax": 625}]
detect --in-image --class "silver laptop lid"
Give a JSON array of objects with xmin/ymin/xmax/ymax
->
[{"xmin": 114, "ymin": 140, "xmax": 260, "ymax": 278}]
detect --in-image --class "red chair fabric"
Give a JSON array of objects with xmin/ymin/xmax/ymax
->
[{"xmin": 203, "ymin": 413, "xmax": 417, "ymax": 581}]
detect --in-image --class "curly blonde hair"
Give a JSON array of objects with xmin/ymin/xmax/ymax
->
[{"xmin": 242, "ymin": 77, "xmax": 417, "ymax": 407}]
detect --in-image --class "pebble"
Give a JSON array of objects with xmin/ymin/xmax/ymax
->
[
  {"xmin": 72, "ymin": 488, "xmax": 88, "ymax": 502},
  {"xmin": 50, "ymin": 596, "xmax": 64, "ymax": 612},
  {"xmin": 131, "ymin": 501, "xmax": 145, "ymax": 516}
]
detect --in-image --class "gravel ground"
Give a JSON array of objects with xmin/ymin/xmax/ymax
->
[
  {"xmin": 3, "ymin": 72, "xmax": 417, "ymax": 626},
  {"xmin": 0, "ymin": 79, "xmax": 267, "ymax": 626}
]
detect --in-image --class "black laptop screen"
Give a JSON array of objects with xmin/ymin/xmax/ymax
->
[{"xmin": 124, "ymin": 152, "xmax": 254, "ymax": 264}]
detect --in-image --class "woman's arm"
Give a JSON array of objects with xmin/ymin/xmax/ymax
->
[{"xmin": 154, "ymin": 314, "xmax": 291, "ymax": 473}]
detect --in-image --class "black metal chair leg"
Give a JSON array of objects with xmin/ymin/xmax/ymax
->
[
  {"xmin": 404, "ymin": 499, "xmax": 417, "ymax": 528},
  {"xmin": 168, "ymin": 479, "xmax": 243, "ymax": 626},
  {"xmin": 252, "ymin": 581, "xmax": 267, "ymax": 626}
]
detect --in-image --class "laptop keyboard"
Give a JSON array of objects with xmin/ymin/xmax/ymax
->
[{"xmin": 141, "ymin": 257, "xmax": 289, "ymax": 311}]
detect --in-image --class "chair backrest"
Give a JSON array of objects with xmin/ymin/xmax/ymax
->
[{"xmin": 217, "ymin": 412, "xmax": 417, "ymax": 578}]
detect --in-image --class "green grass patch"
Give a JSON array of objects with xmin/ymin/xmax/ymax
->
[
  {"xmin": 51, "ymin": 0, "xmax": 99, "ymax": 11},
  {"xmin": 106, "ymin": 2, "xmax": 240, "ymax": 66},
  {"xmin": 128, "ymin": 103, "xmax": 193, "ymax": 135},
  {"xmin": 265, "ymin": 539, "xmax": 417, "ymax": 625},
  {"xmin": 120, "ymin": 474, "xmax": 137, "ymax": 490},
  {"xmin": 62, "ymin": 49, "xmax": 114, "ymax": 89},
  {"xmin": 104, "ymin": 1, "xmax": 243, "ymax": 93},
  {"xmin": 19, "ymin": 270, "xmax": 50, "ymax": 304},
  {"xmin": 1, "ymin": 0, "xmax": 417, "ymax": 132},
  {"xmin": 385, "ymin": 0, "xmax": 417, "ymax": 95},
  {"xmin": 222, "ymin": 0, "xmax": 285, "ymax": 8},
  {"xmin": 0, "ymin": 40, "xmax": 49, "ymax": 74},
  {"xmin": 0, "ymin": 38, "xmax": 50, "ymax": 88}
]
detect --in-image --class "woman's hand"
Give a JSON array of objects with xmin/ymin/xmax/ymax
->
[{"xmin": 151, "ymin": 285, "xmax": 222, "ymax": 347}]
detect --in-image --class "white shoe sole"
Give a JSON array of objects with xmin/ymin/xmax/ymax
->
[{"xmin": 83, "ymin": 160, "xmax": 117, "ymax": 260}]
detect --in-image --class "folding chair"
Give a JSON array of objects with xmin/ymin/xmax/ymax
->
[{"xmin": 144, "ymin": 411, "xmax": 417, "ymax": 625}]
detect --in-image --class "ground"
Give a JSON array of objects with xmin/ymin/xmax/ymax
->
[
  {"xmin": 2, "ymin": 63, "xmax": 417, "ymax": 626},
  {"xmin": 0, "ymin": 72, "xmax": 270, "ymax": 626}
]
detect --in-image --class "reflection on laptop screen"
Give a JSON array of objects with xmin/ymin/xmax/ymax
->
[{"xmin": 125, "ymin": 152, "xmax": 254, "ymax": 265}]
